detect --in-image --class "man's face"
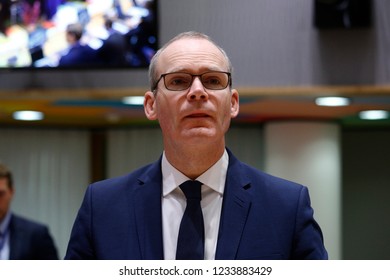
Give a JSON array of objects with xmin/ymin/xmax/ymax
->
[
  {"xmin": 144, "ymin": 38, "xmax": 239, "ymax": 149},
  {"xmin": 0, "ymin": 178, "xmax": 13, "ymax": 221}
]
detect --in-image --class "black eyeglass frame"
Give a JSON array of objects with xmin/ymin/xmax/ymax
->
[{"xmin": 152, "ymin": 71, "xmax": 232, "ymax": 92}]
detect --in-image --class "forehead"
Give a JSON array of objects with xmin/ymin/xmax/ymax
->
[{"xmin": 157, "ymin": 38, "xmax": 229, "ymax": 73}]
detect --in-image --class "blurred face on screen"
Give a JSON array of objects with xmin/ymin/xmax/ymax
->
[{"xmin": 0, "ymin": 178, "xmax": 13, "ymax": 221}]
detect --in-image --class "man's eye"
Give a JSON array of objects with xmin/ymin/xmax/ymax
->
[
  {"xmin": 171, "ymin": 78, "xmax": 188, "ymax": 85},
  {"xmin": 209, "ymin": 78, "xmax": 221, "ymax": 85},
  {"xmin": 203, "ymin": 77, "xmax": 221, "ymax": 85}
]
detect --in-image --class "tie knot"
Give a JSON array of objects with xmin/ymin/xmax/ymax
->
[{"xmin": 180, "ymin": 180, "xmax": 202, "ymax": 200}]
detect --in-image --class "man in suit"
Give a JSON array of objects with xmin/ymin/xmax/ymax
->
[
  {"xmin": 58, "ymin": 23, "xmax": 99, "ymax": 67},
  {"xmin": 0, "ymin": 163, "xmax": 58, "ymax": 260},
  {"xmin": 98, "ymin": 18, "xmax": 128, "ymax": 67},
  {"xmin": 65, "ymin": 31, "xmax": 328, "ymax": 260}
]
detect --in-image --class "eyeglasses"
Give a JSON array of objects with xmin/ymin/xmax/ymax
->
[{"xmin": 153, "ymin": 71, "xmax": 231, "ymax": 91}]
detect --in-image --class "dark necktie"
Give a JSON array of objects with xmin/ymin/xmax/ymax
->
[{"xmin": 176, "ymin": 180, "xmax": 205, "ymax": 260}]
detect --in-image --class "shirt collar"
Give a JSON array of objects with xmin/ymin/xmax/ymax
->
[{"xmin": 162, "ymin": 149, "xmax": 229, "ymax": 197}]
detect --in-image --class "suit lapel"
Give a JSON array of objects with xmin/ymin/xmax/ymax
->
[
  {"xmin": 8, "ymin": 215, "xmax": 18, "ymax": 260},
  {"xmin": 215, "ymin": 152, "xmax": 252, "ymax": 260},
  {"xmin": 9, "ymin": 215, "xmax": 25, "ymax": 260},
  {"xmin": 133, "ymin": 160, "xmax": 164, "ymax": 260}
]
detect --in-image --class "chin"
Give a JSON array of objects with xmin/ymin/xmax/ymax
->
[{"xmin": 182, "ymin": 127, "xmax": 219, "ymax": 139}]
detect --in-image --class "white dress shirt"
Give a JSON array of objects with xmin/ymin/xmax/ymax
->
[{"xmin": 161, "ymin": 149, "xmax": 229, "ymax": 260}]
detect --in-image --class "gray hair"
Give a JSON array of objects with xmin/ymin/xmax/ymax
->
[{"xmin": 148, "ymin": 31, "xmax": 233, "ymax": 90}]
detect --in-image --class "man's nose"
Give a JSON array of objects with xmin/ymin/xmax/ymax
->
[{"xmin": 187, "ymin": 77, "xmax": 208, "ymax": 101}]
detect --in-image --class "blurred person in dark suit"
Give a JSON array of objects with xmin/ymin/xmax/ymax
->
[
  {"xmin": 0, "ymin": 0, "xmax": 11, "ymax": 35},
  {"xmin": 98, "ymin": 17, "xmax": 127, "ymax": 66},
  {"xmin": 58, "ymin": 22, "xmax": 99, "ymax": 67},
  {"xmin": 125, "ymin": 0, "xmax": 157, "ymax": 66},
  {"xmin": 0, "ymin": 163, "xmax": 58, "ymax": 260}
]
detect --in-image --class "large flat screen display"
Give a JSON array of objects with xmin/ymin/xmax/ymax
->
[{"xmin": 0, "ymin": 0, "xmax": 158, "ymax": 69}]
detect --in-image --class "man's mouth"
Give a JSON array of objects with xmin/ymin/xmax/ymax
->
[{"xmin": 187, "ymin": 113, "xmax": 210, "ymax": 118}]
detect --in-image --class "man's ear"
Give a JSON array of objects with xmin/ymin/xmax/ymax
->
[
  {"xmin": 144, "ymin": 91, "xmax": 158, "ymax": 120},
  {"xmin": 230, "ymin": 89, "xmax": 239, "ymax": 118}
]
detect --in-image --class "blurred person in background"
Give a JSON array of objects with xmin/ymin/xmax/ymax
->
[
  {"xmin": 58, "ymin": 22, "xmax": 99, "ymax": 67},
  {"xmin": 0, "ymin": 163, "xmax": 58, "ymax": 260},
  {"xmin": 98, "ymin": 17, "xmax": 127, "ymax": 66}
]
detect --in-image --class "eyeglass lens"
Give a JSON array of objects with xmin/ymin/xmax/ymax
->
[{"xmin": 163, "ymin": 72, "xmax": 229, "ymax": 91}]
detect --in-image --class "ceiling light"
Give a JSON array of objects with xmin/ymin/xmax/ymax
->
[
  {"xmin": 359, "ymin": 110, "xmax": 389, "ymax": 120},
  {"xmin": 122, "ymin": 96, "xmax": 144, "ymax": 105},
  {"xmin": 12, "ymin": 110, "xmax": 44, "ymax": 121},
  {"xmin": 315, "ymin": 97, "xmax": 351, "ymax": 107}
]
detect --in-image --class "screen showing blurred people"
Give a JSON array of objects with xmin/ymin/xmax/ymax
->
[{"xmin": 0, "ymin": 0, "xmax": 158, "ymax": 68}]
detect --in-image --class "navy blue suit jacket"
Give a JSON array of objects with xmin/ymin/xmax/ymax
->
[
  {"xmin": 58, "ymin": 42, "xmax": 99, "ymax": 67},
  {"xmin": 9, "ymin": 214, "xmax": 58, "ymax": 260},
  {"xmin": 65, "ymin": 150, "xmax": 327, "ymax": 260}
]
